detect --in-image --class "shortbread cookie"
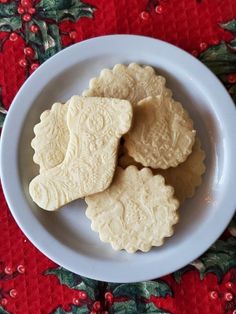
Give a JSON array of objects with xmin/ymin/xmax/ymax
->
[
  {"xmin": 83, "ymin": 63, "xmax": 172, "ymax": 105},
  {"xmin": 31, "ymin": 102, "xmax": 69, "ymax": 172},
  {"xmin": 85, "ymin": 166, "xmax": 179, "ymax": 253},
  {"xmin": 124, "ymin": 96, "xmax": 196, "ymax": 169},
  {"xmin": 29, "ymin": 96, "xmax": 133, "ymax": 211},
  {"xmin": 156, "ymin": 137, "xmax": 206, "ymax": 203}
]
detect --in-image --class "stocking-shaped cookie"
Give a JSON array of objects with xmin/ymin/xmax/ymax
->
[{"xmin": 29, "ymin": 96, "xmax": 133, "ymax": 211}]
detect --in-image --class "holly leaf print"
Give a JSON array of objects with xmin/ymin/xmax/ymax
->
[
  {"xmin": 0, "ymin": 88, "xmax": 7, "ymax": 128},
  {"xmin": 53, "ymin": 305, "xmax": 89, "ymax": 314},
  {"xmin": 228, "ymin": 214, "xmax": 236, "ymax": 237},
  {"xmin": 0, "ymin": 2, "xmax": 18, "ymax": 16},
  {"xmin": 44, "ymin": 266, "xmax": 99, "ymax": 300},
  {"xmin": 36, "ymin": 0, "xmax": 95, "ymax": 22},
  {"xmin": 0, "ymin": 2, "xmax": 22, "ymax": 32},
  {"xmin": 199, "ymin": 42, "xmax": 236, "ymax": 75},
  {"xmin": 0, "ymin": 17, "xmax": 22, "ymax": 32},
  {"xmin": 25, "ymin": 20, "xmax": 61, "ymax": 62},
  {"xmin": 110, "ymin": 300, "xmax": 170, "ymax": 314},
  {"xmin": 0, "ymin": 306, "xmax": 9, "ymax": 314},
  {"xmin": 110, "ymin": 280, "xmax": 172, "ymax": 299},
  {"xmin": 220, "ymin": 19, "xmax": 236, "ymax": 33},
  {"xmin": 174, "ymin": 238, "xmax": 236, "ymax": 282}
]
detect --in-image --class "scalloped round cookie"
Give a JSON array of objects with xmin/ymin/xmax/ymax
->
[
  {"xmin": 155, "ymin": 137, "xmax": 206, "ymax": 203},
  {"xmin": 85, "ymin": 166, "xmax": 179, "ymax": 253},
  {"xmin": 124, "ymin": 96, "xmax": 196, "ymax": 169},
  {"xmin": 31, "ymin": 102, "xmax": 69, "ymax": 172},
  {"xmin": 82, "ymin": 63, "xmax": 172, "ymax": 105}
]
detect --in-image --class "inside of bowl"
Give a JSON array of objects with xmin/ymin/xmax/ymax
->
[{"xmin": 18, "ymin": 55, "xmax": 222, "ymax": 263}]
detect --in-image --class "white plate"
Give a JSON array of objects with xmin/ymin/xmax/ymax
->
[{"xmin": 1, "ymin": 35, "xmax": 236, "ymax": 283}]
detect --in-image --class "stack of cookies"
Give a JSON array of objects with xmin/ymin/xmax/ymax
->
[{"xmin": 29, "ymin": 63, "xmax": 206, "ymax": 253}]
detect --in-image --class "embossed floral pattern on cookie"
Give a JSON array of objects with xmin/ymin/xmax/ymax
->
[
  {"xmin": 156, "ymin": 137, "xmax": 206, "ymax": 203},
  {"xmin": 83, "ymin": 63, "xmax": 172, "ymax": 105},
  {"xmin": 29, "ymin": 96, "xmax": 133, "ymax": 211},
  {"xmin": 85, "ymin": 166, "xmax": 179, "ymax": 253},
  {"xmin": 124, "ymin": 95, "xmax": 196, "ymax": 169},
  {"xmin": 31, "ymin": 102, "xmax": 69, "ymax": 172}
]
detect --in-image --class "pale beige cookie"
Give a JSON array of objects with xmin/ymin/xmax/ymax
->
[
  {"xmin": 82, "ymin": 63, "xmax": 172, "ymax": 105},
  {"xmin": 85, "ymin": 166, "xmax": 179, "ymax": 253},
  {"xmin": 124, "ymin": 96, "xmax": 196, "ymax": 169},
  {"xmin": 29, "ymin": 96, "xmax": 133, "ymax": 211},
  {"xmin": 31, "ymin": 102, "xmax": 69, "ymax": 172},
  {"xmin": 155, "ymin": 137, "xmax": 206, "ymax": 204}
]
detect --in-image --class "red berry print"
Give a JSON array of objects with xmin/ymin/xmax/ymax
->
[
  {"xmin": 4, "ymin": 266, "xmax": 13, "ymax": 275},
  {"xmin": 21, "ymin": 0, "xmax": 31, "ymax": 8},
  {"xmin": 17, "ymin": 264, "xmax": 25, "ymax": 274},
  {"xmin": 90, "ymin": 311, "xmax": 96, "ymax": 314},
  {"xmin": 225, "ymin": 281, "xmax": 233, "ymax": 289},
  {"xmin": 9, "ymin": 33, "xmax": 18, "ymax": 42},
  {"xmin": 31, "ymin": 63, "xmax": 39, "ymax": 71},
  {"xmin": 93, "ymin": 301, "xmax": 102, "ymax": 311},
  {"xmin": 9, "ymin": 289, "xmax": 17, "ymax": 298},
  {"xmin": 69, "ymin": 31, "xmax": 77, "ymax": 40},
  {"xmin": 19, "ymin": 59, "xmax": 28, "ymax": 68},
  {"xmin": 78, "ymin": 291, "xmax": 87, "ymax": 300},
  {"xmin": 0, "ymin": 0, "xmax": 8, "ymax": 3},
  {"xmin": 140, "ymin": 11, "xmax": 150, "ymax": 20},
  {"xmin": 105, "ymin": 292, "xmax": 113, "ymax": 302},
  {"xmin": 211, "ymin": 38, "xmax": 220, "ymax": 45},
  {"xmin": 209, "ymin": 290, "xmax": 218, "ymax": 300},
  {"xmin": 224, "ymin": 292, "xmax": 233, "ymax": 301},
  {"xmin": 30, "ymin": 24, "xmax": 39, "ymax": 33},
  {"xmin": 24, "ymin": 46, "xmax": 34, "ymax": 57},
  {"xmin": 199, "ymin": 42, "xmax": 208, "ymax": 51},
  {"xmin": 72, "ymin": 298, "xmax": 80, "ymax": 305},
  {"xmin": 191, "ymin": 50, "xmax": 198, "ymax": 57},
  {"xmin": 1, "ymin": 298, "xmax": 8, "ymax": 306},
  {"xmin": 23, "ymin": 13, "xmax": 32, "ymax": 22},
  {"xmin": 233, "ymin": 310, "xmax": 236, "ymax": 314},
  {"xmin": 28, "ymin": 7, "xmax": 36, "ymax": 14},
  {"xmin": 155, "ymin": 5, "xmax": 164, "ymax": 14},
  {"xmin": 227, "ymin": 74, "xmax": 236, "ymax": 84},
  {"xmin": 17, "ymin": 6, "xmax": 25, "ymax": 14}
]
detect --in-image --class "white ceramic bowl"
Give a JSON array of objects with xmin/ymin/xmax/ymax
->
[{"xmin": 1, "ymin": 35, "xmax": 236, "ymax": 283}]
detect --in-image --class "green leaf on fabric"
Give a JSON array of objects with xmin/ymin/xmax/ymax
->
[
  {"xmin": 112, "ymin": 281, "xmax": 172, "ymax": 299},
  {"xmin": 137, "ymin": 302, "xmax": 170, "ymax": 313},
  {"xmin": 74, "ymin": 281, "xmax": 96, "ymax": 300},
  {"xmin": 0, "ymin": 87, "xmax": 7, "ymax": 128},
  {"xmin": 110, "ymin": 300, "xmax": 170, "ymax": 314},
  {"xmin": 0, "ymin": 2, "xmax": 17, "ymax": 17},
  {"xmin": 220, "ymin": 19, "xmax": 236, "ymax": 33},
  {"xmin": 45, "ymin": 267, "xmax": 80, "ymax": 287},
  {"xmin": 228, "ymin": 214, "xmax": 236, "ymax": 236},
  {"xmin": 36, "ymin": 0, "xmax": 95, "ymax": 22},
  {"xmin": 0, "ymin": 17, "xmax": 22, "ymax": 32},
  {"xmin": 0, "ymin": 112, "xmax": 6, "ymax": 128},
  {"xmin": 53, "ymin": 305, "xmax": 89, "ymax": 314},
  {"xmin": 110, "ymin": 300, "xmax": 139, "ymax": 314},
  {"xmin": 0, "ymin": 306, "xmax": 9, "ymax": 314},
  {"xmin": 25, "ymin": 19, "xmax": 61, "ymax": 63},
  {"xmin": 44, "ymin": 266, "xmax": 99, "ymax": 300},
  {"xmin": 174, "ymin": 238, "xmax": 236, "ymax": 282},
  {"xmin": 199, "ymin": 42, "xmax": 236, "ymax": 63}
]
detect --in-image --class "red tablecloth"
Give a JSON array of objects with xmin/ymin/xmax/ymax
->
[{"xmin": 0, "ymin": 1, "xmax": 236, "ymax": 313}]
